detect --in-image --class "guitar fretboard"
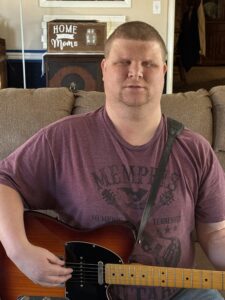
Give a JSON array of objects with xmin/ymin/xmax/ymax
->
[{"xmin": 105, "ymin": 264, "xmax": 225, "ymax": 290}]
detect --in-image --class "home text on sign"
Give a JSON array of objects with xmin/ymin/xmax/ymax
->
[{"xmin": 51, "ymin": 24, "xmax": 78, "ymax": 51}]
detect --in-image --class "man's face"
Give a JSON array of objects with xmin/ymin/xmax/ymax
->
[{"xmin": 101, "ymin": 38, "xmax": 167, "ymax": 109}]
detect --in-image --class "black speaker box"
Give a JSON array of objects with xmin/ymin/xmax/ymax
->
[{"xmin": 44, "ymin": 54, "xmax": 104, "ymax": 91}]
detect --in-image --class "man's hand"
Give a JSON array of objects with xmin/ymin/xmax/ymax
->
[
  {"xmin": 10, "ymin": 243, "xmax": 73, "ymax": 286},
  {"xmin": 0, "ymin": 185, "xmax": 72, "ymax": 286}
]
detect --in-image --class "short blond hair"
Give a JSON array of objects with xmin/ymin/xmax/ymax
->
[{"xmin": 104, "ymin": 21, "xmax": 167, "ymax": 61}]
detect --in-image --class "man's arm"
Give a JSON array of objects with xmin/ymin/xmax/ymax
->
[
  {"xmin": 0, "ymin": 184, "xmax": 27, "ymax": 256},
  {"xmin": 0, "ymin": 184, "xmax": 72, "ymax": 286},
  {"xmin": 196, "ymin": 220, "xmax": 225, "ymax": 270}
]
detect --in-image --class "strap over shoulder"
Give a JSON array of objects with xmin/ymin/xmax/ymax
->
[
  {"xmin": 167, "ymin": 117, "xmax": 184, "ymax": 138},
  {"xmin": 136, "ymin": 117, "xmax": 184, "ymax": 244}
]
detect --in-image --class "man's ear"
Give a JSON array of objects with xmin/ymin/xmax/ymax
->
[
  {"xmin": 101, "ymin": 58, "xmax": 106, "ymax": 81},
  {"xmin": 101, "ymin": 58, "xmax": 106, "ymax": 71},
  {"xmin": 163, "ymin": 63, "xmax": 167, "ymax": 75}
]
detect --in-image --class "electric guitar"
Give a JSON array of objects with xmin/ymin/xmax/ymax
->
[{"xmin": 0, "ymin": 211, "xmax": 225, "ymax": 300}]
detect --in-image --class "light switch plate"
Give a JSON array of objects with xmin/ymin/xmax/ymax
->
[{"xmin": 153, "ymin": 0, "xmax": 161, "ymax": 14}]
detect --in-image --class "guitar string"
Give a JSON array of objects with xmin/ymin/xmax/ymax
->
[
  {"xmin": 69, "ymin": 263, "xmax": 103, "ymax": 283},
  {"xmin": 66, "ymin": 262, "xmax": 147, "ymax": 284},
  {"xmin": 66, "ymin": 262, "xmax": 105, "ymax": 280},
  {"xmin": 66, "ymin": 263, "xmax": 108, "ymax": 283}
]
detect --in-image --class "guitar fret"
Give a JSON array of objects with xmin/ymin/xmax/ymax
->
[
  {"xmin": 151, "ymin": 267, "xmax": 154, "ymax": 286},
  {"xmin": 204, "ymin": 270, "xmax": 209, "ymax": 288},
  {"xmin": 190, "ymin": 270, "xmax": 193, "ymax": 288},
  {"xmin": 185, "ymin": 268, "xmax": 191, "ymax": 288},
  {"xmin": 147, "ymin": 266, "xmax": 150, "ymax": 286},
  {"xmin": 213, "ymin": 270, "xmax": 224, "ymax": 290},
  {"xmin": 212, "ymin": 270, "xmax": 215, "ymax": 290},
  {"xmin": 201, "ymin": 270, "xmax": 203, "ymax": 289},
  {"xmin": 223, "ymin": 271, "xmax": 224, "ymax": 291},
  {"xmin": 174, "ymin": 267, "xmax": 176, "ymax": 288},
  {"xmin": 158, "ymin": 268, "xmax": 160, "ymax": 286},
  {"xmin": 218, "ymin": 270, "xmax": 224, "ymax": 290},
  {"xmin": 182, "ymin": 269, "xmax": 184, "ymax": 287},
  {"xmin": 210, "ymin": 270, "xmax": 213, "ymax": 288},
  {"xmin": 166, "ymin": 268, "xmax": 168, "ymax": 286}
]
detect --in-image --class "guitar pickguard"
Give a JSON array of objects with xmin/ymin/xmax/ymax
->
[{"xmin": 65, "ymin": 242, "xmax": 123, "ymax": 300}]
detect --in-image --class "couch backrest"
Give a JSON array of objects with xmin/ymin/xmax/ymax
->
[
  {"xmin": 0, "ymin": 88, "xmax": 75, "ymax": 159},
  {"xmin": 161, "ymin": 89, "xmax": 213, "ymax": 144},
  {"xmin": 0, "ymin": 86, "xmax": 225, "ymax": 171}
]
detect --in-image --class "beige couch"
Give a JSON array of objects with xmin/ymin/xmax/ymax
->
[
  {"xmin": 0, "ymin": 86, "xmax": 225, "ymax": 296},
  {"xmin": 1, "ymin": 86, "xmax": 225, "ymax": 166}
]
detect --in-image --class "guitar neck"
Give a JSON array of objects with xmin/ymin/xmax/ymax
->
[{"xmin": 105, "ymin": 264, "xmax": 225, "ymax": 290}]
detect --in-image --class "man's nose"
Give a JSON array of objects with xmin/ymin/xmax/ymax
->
[{"xmin": 128, "ymin": 62, "xmax": 143, "ymax": 79}]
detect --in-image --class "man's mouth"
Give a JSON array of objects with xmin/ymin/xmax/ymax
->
[{"xmin": 124, "ymin": 85, "xmax": 145, "ymax": 90}]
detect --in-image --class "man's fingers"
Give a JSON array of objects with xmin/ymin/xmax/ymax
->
[
  {"xmin": 48, "ymin": 253, "xmax": 66, "ymax": 265},
  {"xmin": 33, "ymin": 270, "xmax": 72, "ymax": 287},
  {"xmin": 47, "ymin": 253, "xmax": 73, "ymax": 273},
  {"xmin": 38, "ymin": 273, "xmax": 72, "ymax": 287}
]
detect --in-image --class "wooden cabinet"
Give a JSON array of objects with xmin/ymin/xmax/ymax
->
[
  {"xmin": 0, "ymin": 38, "xmax": 7, "ymax": 89},
  {"xmin": 203, "ymin": 0, "xmax": 225, "ymax": 20},
  {"xmin": 202, "ymin": 0, "xmax": 225, "ymax": 65},
  {"xmin": 175, "ymin": 0, "xmax": 225, "ymax": 66},
  {"xmin": 44, "ymin": 53, "xmax": 104, "ymax": 91},
  {"xmin": 202, "ymin": 20, "xmax": 225, "ymax": 65}
]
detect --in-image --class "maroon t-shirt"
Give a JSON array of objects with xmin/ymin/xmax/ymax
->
[{"xmin": 0, "ymin": 107, "xmax": 225, "ymax": 300}]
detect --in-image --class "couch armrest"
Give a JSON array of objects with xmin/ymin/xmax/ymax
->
[{"xmin": 209, "ymin": 86, "xmax": 225, "ymax": 152}]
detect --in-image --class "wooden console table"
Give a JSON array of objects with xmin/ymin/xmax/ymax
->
[
  {"xmin": 0, "ymin": 38, "xmax": 7, "ymax": 89},
  {"xmin": 44, "ymin": 53, "xmax": 104, "ymax": 91}
]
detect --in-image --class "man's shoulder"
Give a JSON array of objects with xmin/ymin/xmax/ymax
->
[
  {"xmin": 164, "ymin": 115, "xmax": 211, "ymax": 149},
  {"xmin": 179, "ymin": 126, "xmax": 211, "ymax": 147},
  {"xmin": 174, "ymin": 125, "xmax": 215, "ymax": 166},
  {"xmin": 43, "ymin": 107, "xmax": 104, "ymax": 132}
]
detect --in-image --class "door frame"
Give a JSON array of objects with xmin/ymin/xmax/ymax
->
[{"xmin": 166, "ymin": 0, "xmax": 176, "ymax": 94}]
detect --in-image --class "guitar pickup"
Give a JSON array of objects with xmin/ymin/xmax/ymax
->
[{"xmin": 98, "ymin": 261, "xmax": 104, "ymax": 285}]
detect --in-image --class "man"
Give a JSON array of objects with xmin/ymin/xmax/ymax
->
[{"xmin": 0, "ymin": 21, "xmax": 225, "ymax": 300}]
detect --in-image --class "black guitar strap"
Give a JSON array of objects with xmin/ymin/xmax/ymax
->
[{"xmin": 136, "ymin": 117, "xmax": 184, "ymax": 244}]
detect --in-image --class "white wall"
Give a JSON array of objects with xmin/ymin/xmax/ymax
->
[
  {"xmin": 0, "ymin": 0, "xmax": 169, "ymax": 50},
  {"xmin": 0, "ymin": 0, "xmax": 175, "ymax": 92}
]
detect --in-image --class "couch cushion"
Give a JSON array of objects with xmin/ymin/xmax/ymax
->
[
  {"xmin": 209, "ymin": 85, "xmax": 225, "ymax": 152},
  {"xmin": 216, "ymin": 151, "xmax": 225, "ymax": 171},
  {"xmin": 161, "ymin": 89, "xmax": 213, "ymax": 145},
  {"xmin": 73, "ymin": 90, "xmax": 105, "ymax": 114},
  {"xmin": 0, "ymin": 87, "xmax": 75, "ymax": 159}
]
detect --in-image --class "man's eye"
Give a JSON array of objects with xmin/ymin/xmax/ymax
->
[
  {"xmin": 143, "ymin": 62, "xmax": 157, "ymax": 68},
  {"xmin": 118, "ymin": 60, "xmax": 130, "ymax": 65}
]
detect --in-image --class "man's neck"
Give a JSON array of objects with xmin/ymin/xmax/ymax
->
[{"xmin": 105, "ymin": 104, "xmax": 162, "ymax": 146}]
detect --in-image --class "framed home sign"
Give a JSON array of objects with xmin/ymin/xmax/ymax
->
[{"xmin": 39, "ymin": 0, "xmax": 131, "ymax": 8}]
